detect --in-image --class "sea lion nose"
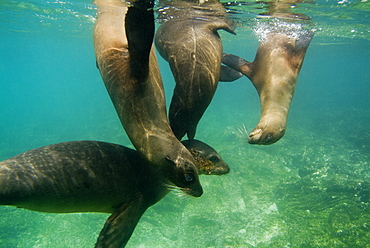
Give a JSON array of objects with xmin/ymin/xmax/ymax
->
[
  {"xmin": 219, "ymin": 164, "xmax": 230, "ymax": 174},
  {"xmin": 191, "ymin": 184, "xmax": 203, "ymax": 197}
]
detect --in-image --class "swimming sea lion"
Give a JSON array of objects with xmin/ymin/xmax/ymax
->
[
  {"xmin": 155, "ymin": 0, "xmax": 236, "ymax": 140},
  {"xmin": 93, "ymin": 0, "xmax": 202, "ymax": 196},
  {"xmin": 222, "ymin": 26, "xmax": 313, "ymax": 145},
  {"xmin": 0, "ymin": 140, "xmax": 229, "ymax": 248}
]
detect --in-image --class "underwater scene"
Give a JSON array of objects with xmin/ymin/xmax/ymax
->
[{"xmin": 0, "ymin": 0, "xmax": 369, "ymax": 247}]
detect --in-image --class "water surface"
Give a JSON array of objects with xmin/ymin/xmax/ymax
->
[{"xmin": 0, "ymin": 0, "xmax": 369, "ymax": 247}]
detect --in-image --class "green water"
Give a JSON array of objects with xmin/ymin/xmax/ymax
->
[{"xmin": 0, "ymin": 0, "xmax": 369, "ymax": 247}]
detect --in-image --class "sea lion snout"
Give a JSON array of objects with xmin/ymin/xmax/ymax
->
[
  {"xmin": 248, "ymin": 129, "xmax": 286, "ymax": 145},
  {"xmin": 209, "ymin": 154, "xmax": 230, "ymax": 175},
  {"xmin": 248, "ymin": 119, "xmax": 286, "ymax": 145}
]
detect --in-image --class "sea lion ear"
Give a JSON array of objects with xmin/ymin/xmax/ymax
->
[{"xmin": 165, "ymin": 156, "xmax": 176, "ymax": 165}]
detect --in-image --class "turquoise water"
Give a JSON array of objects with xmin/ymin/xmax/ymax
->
[{"xmin": 1, "ymin": 0, "xmax": 369, "ymax": 247}]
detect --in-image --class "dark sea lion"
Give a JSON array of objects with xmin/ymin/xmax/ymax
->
[
  {"xmin": 222, "ymin": 24, "xmax": 313, "ymax": 145},
  {"xmin": 93, "ymin": 0, "xmax": 202, "ymax": 196},
  {"xmin": 155, "ymin": 0, "xmax": 236, "ymax": 140},
  {"xmin": 0, "ymin": 140, "xmax": 229, "ymax": 248}
]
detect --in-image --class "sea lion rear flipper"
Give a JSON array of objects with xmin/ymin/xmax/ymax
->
[
  {"xmin": 222, "ymin": 53, "xmax": 253, "ymax": 80},
  {"xmin": 125, "ymin": 1, "xmax": 155, "ymax": 81},
  {"xmin": 95, "ymin": 195, "xmax": 147, "ymax": 248},
  {"xmin": 208, "ymin": 18, "xmax": 237, "ymax": 35},
  {"xmin": 219, "ymin": 65, "xmax": 243, "ymax": 82}
]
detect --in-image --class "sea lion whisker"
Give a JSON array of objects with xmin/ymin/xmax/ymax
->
[
  {"xmin": 161, "ymin": 182, "xmax": 181, "ymax": 191},
  {"xmin": 166, "ymin": 187, "xmax": 188, "ymax": 198},
  {"xmin": 237, "ymin": 123, "xmax": 249, "ymax": 136},
  {"xmin": 161, "ymin": 182, "xmax": 188, "ymax": 198},
  {"xmin": 172, "ymin": 191, "xmax": 188, "ymax": 198}
]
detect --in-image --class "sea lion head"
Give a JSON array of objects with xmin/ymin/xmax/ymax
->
[
  {"xmin": 165, "ymin": 155, "xmax": 203, "ymax": 197},
  {"xmin": 181, "ymin": 139, "xmax": 230, "ymax": 175}
]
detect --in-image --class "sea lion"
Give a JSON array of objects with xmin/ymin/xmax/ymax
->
[
  {"xmin": 222, "ymin": 23, "xmax": 313, "ymax": 145},
  {"xmin": 0, "ymin": 140, "xmax": 229, "ymax": 248},
  {"xmin": 155, "ymin": 0, "xmax": 236, "ymax": 140},
  {"xmin": 93, "ymin": 0, "xmax": 202, "ymax": 196}
]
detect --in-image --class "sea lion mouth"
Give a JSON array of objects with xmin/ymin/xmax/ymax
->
[
  {"xmin": 248, "ymin": 126, "xmax": 286, "ymax": 145},
  {"xmin": 186, "ymin": 186, "xmax": 203, "ymax": 197},
  {"xmin": 211, "ymin": 165, "xmax": 230, "ymax": 175}
]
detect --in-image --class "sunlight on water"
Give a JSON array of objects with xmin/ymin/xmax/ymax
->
[
  {"xmin": 0, "ymin": 0, "xmax": 369, "ymax": 247},
  {"xmin": 253, "ymin": 19, "xmax": 313, "ymax": 42}
]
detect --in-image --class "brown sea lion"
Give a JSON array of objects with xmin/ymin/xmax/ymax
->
[
  {"xmin": 222, "ymin": 24, "xmax": 313, "ymax": 145},
  {"xmin": 93, "ymin": 0, "xmax": 202, "ymax": 196},
  {"xmin": 155, "ymin": 0, "xmax": 236, "ymax": 140},
  {"xmin": 0, "ymin": 140, "xmax": 229, "ymax": 248}
]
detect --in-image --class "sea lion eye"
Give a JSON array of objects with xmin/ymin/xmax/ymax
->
[
  {"xmin": 209, "ymin": 155, "xmax": 219, "ymax": 163},
  {"xmin": 184, "ymin": 173, "xmax": 194, "ymax": 182}
]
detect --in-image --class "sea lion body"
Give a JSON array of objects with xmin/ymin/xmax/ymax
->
[
  {"xmin": 223, "ymin": 30, "xmax": 313, "ymax": 144},
  {"xmin": 155, "ymin": 2, "xmax": 235, "ymax": 140},
  {"xmin": 0, "ymin": 141, "xmax": 165, "ymax": 214},
  {"xmin": 93, "ymin": 0, "xmax": 202, "ymax": 196},
  {"xmin": 0, "ymin": 140, "xmax": 229, "ymax": 247}
]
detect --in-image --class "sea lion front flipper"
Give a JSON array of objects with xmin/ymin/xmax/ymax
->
[
  {"xmin": 219, "ymin": 65, "xmax": 243, "ymax": 82},
  {"xmin": 95, "ymin": 194, "xmax": 147, "ymax": 248},
  {"xmin": 222, "ymin": 53, "xmax": 254, "ymax": 80}
]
